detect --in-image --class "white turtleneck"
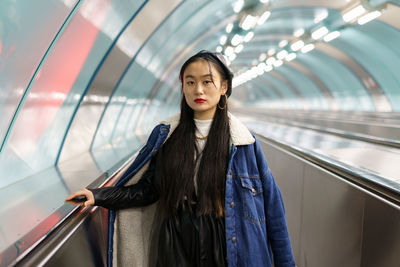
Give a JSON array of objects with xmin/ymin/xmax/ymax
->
[
  {"xmin": 193, "ymin": 118, "xmax": 213, "ymax": 193},
  {"xmin": 194, "ymin": 118, "xmax": 212, "ymax": 152}
]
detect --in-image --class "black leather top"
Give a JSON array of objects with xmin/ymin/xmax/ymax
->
[{"xmin": 90, "ymin": 154, "xmax": 227, "ymax": 266}]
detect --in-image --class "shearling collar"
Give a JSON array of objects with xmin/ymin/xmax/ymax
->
[{"xmin": 159, "ymin": 112, "xmax": 255, "ymax": 146}]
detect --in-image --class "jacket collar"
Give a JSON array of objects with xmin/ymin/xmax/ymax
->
[{"xmin": 159, "ymin": 112, "xmax": 255, "ymax": 146}]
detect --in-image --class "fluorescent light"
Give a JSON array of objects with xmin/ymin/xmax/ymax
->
[
  {"xmin": 226, "ymin": 23, "xmax": 233, "ymax": 33},
  {"xmin": 260, "ymin": 0, "xmax": 269, "ymax": 3},
  {"xmin": 311, "ymin": 26, "xmax": 329, "ymax": 40},
  {"xmin": 231, "ymin": 34, "xmax": 243, "ymax": 46},
  {"xmin": 240, "ymin": 72, "xmax": 248, "ymax": 82},
  {"xmin": 220, "ymin": 35, "xmax": 227, "ymax": 45},
  {"xmin": 264, "ymin": 64, "xmax": 273, "ymax": 72},
  {"xmin": 233, "ymin": 0, "xmax": 244, "ymax": 13},
  {"xmin": 257, "ymin": 62, "xmax": 272, "ymax": 72},
  {"xmin": 266, "ymin": 57, "xmax": 276, "ymax": 65},
  {"xmin": 301, "ymin": 44, "xmax": 315, "ymax": 53},
  {"xmin": 323, "ymin": 31, "xmax": 340, "ymax": 42},
  {"xmin": 342, "ymin": 5, "xmax": 366, "ymax": 22},
  {"xmin": 241, "ymin": 15, "xmax": 258, "ymax": 30},
  {"xmin": 234, "ymin": 77, "xmax": 243, "ymax": 87},
  {"xmin": 216, "ymin": 46, "xmax": 223, "ymax": 53},
  {"xmin": 268, "ymin": 48, "xmax": 276, "ymax": 56},
  {"xmin": 229, "ymin": 53, "xmax": 237, "ymax": 61},
  {"xmin": 244, "ymin": 31, "xmax": 254, "ymax": 42},
  {"xmin": 294, "ymin": 28, "xmax": 304, "ymax": 37},
  {"xmin": 251, "ymin": 66, "xmax": 258, "ymax": 78},
  {"xmin": 273, "ymin": 60, "xmax": 283, "ymax": 67},
  {"xmin": 245, "ymin": 70, "xmax": 253, "ymax": 80},
  {"xmin": 358, "ymin": 10, "xmax": 382, "ymax": 25},
  {"xmin": 259, "ymin": 53, "xmax": 267, "ymax": 61},
  {"xmin": 285, "ymin": 53, "xmax": 297, "ymax": 61},
  {"xmin": 225, "ymin": 46, "xmax": 234, "ymax": 56},
  {"xmin": 235, "ymin": 44, "xmax": 244, "ymax": 53},
  {"xmin": 225, "ymin": 58, "xmax": 233, "ymax": 67},
  {"xmin": 258, "ymin": 63, "xmax": 267, "ymax": 69},
  {"xmin": 291, "ymin": 40, "xmax": 304, "ymax": 51},
  {"xmin": 314, "ymin": 9, "xmax": 328, "ymax": 23},
  {"xmin": 257, "ymin": 11, "xmax": 271, "ymax": 25},
  {"xmin": 277, "ymin": 50, "xmax": 288, "ymax": 60},
  {"xmin": 279, "ymin": 40, "xmax": 288, "ymax": 47},
  {"xmin": 256, "ymin": 63, "xmax": 265, "ymax": 75}
]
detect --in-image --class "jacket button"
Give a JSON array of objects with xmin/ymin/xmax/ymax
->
[
  {"xmin": 230, "ymin": 201, "xmax": 235, "ymax": 207},
  {"xmin": 251, "ymin": 188, "xmax": 256, "ymax": 195},
  {"xmin": 232, "ymin": 237, "xmax": 237, "ymax": 242},
  {"xmin": 229, "ymin": 170, "xmax": 232, "ymax": 175}
]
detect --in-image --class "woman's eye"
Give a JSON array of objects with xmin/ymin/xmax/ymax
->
[
  {"xmin": 186, "ymin": 81, "xmax": 194, "ymax": 85},
  {"xmin": 204, "ymin": 80, "xmax": 212, "ymax": 85}
]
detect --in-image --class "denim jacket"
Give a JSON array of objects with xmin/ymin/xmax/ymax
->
[{"xmin": 104, "ymin": 113, "xmax": 295, "ymax": 267}]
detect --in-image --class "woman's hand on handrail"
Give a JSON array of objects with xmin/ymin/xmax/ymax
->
[{"xmin": 65, "ymin": 188, "xmax": 95, "ymax": 207}]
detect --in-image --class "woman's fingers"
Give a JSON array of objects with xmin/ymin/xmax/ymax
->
[
  {"xmin": 65, "ymin": 190, "xmax": 84, "ymax": 201},
  {"xmin": 83, "ymin": 189, "xmax": 95, "ymax": 207},
  {"xmin": 65, "ymin": 188, "xmax": 95, "ymax": 207}
]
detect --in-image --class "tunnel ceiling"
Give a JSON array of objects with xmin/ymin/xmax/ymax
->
[{"xmin": 163, "ymin": 0, "xmax": 400, "ymax": 112}]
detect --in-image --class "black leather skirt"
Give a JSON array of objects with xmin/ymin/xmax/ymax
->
[{"xmin": 156, "ymin": 207, "xmax": 227, "ymax": 267}]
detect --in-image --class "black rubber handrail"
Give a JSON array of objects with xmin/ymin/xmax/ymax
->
[{"xmin": 2, "ymin": 150, "xmax": 140, "ymax": 267}]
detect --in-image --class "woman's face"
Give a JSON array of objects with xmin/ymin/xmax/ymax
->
[{"xmin": 182, "ymin": 59, "xmax": 227, "ymax": 120}]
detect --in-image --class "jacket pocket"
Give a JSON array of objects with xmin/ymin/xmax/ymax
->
[{"xmin": 240, "ymin": 178, "xmax": 266, "ymax": 225}]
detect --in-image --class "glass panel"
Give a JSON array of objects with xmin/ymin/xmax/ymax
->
[
  {"xmin": 1, "ymin": 0, "xmax": 104, "ymax": 186},
  {"xmin": 296, "ymin": 50, "xmax": 375, "ymax": 111},
  {"xmin": 250, "ymin": 79, "xmax": 274, "ymax": 102},
  {"xmin": 331, "ymin": 22, "xmax": 400, "ymax": 111},
  {"xmin": 251, "ymin": 79, "xmax": 286, "ymax": 109},
  {"xmin": 276, "ymin": 65, "xmax": 329, "ymax": 110},
  {"xmin": 370, "ymin": 0, "xmax": 400, "ymax": 7},
  {"xmin": 263, "ymin": 73, "xmax": 302, "ymax": 108},
  {"xmin": 0, "ymin": 0, "xmax": 78, "ymax": 145},
  {"xmin": 0, "ymin": 0, "xmax": 146, "ymax": 255},
  {"xmin": 0, "ymin": 0, "xmax": 146, "ymax": 185}
]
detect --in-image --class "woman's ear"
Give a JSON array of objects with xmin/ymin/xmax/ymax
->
[{"xmin": 221, "ymin": 80, "xmax": 228, "ymax": 94}]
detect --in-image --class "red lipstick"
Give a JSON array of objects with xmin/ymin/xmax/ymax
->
[{"xmin": 194, "ymin": 98, "xmax": 206, "ymax": 103}]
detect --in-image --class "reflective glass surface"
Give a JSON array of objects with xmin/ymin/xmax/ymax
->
[
  {"xmin": 0, "ymin": 0, "xmax": 147, "ymax": 254},
  {"xmin": 0, "ymin": 0, "xmax": 78, "ymax": 145}
]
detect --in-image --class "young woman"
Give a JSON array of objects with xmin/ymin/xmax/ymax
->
[{"xmin": 66, "ymin": 50, "xmax": 295, "ymax": 267}]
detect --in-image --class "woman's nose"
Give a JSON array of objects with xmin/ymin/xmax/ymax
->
[{"xmin": 194, "ymin": 84, "xmax": 204, "ymax": 94}]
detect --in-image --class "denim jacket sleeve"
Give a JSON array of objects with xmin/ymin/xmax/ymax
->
[
  {"xmin": 254, "ymin": 138, "xmax": 296, "ymax": 267},
  {"xmin": 89, "ymin": 155, "xmax": 159, "ymax": 210}
]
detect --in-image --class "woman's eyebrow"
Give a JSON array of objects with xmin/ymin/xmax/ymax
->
[{"xmin": 185, "ymin": 74, "xmax": 213, "ymax": 79}]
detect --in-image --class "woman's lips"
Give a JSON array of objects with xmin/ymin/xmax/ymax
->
[{"xmin": 194, "ymin": 99, "xmax": 206, "ymax": 103}]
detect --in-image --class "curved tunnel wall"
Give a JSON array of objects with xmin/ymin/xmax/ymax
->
[{"xmin": 0, "ymin": 0, "xmax": 400, "ymax": 255}]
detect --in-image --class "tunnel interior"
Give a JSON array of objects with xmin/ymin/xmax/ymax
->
[{"xmin": 0, "ymin": 0, "xmax": 399, "ymax": 266}]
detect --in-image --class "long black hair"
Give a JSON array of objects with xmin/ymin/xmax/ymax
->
[{"xmin": 158, "ymin": 50, "xmax": 234, "ymax": 217}]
